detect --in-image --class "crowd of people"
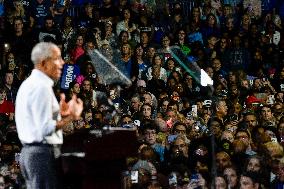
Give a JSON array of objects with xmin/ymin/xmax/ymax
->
[{"xmin": 0, "ymin": 0, "xmax": 284, "ymax": 188}]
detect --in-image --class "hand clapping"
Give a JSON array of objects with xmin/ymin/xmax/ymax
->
[{"xmin": 60, "ymin": 93, "xmax": 83, "ymax": 120}]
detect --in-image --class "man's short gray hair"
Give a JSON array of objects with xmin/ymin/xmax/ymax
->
[{"xmin": 31, "ymin": 42, "xmax": 58, "ymax": 65}]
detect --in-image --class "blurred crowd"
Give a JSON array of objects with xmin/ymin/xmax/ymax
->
[{"xmin": 0, "ymin": 0, "xmax": 284, "ymax": 188}]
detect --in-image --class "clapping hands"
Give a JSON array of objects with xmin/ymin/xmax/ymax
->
[{"xmin": 60, "ymin": 93, "xmax": 83, "ymax": 120}]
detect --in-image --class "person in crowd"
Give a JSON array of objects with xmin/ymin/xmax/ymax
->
[
  {"xmin": 0, "ymin": 87, "xmax": 14, "ymax": 122},
  {"xmin": 36, "ymin": 16, "xmax": 62, "ymax": 45},
  {"xmin": 239, "ymin": 171, "xmax": 261, "ymax": 189},
  {"xmin": 116, "ymin": 7, "xmax": 137, "ymax": 41},
  {"xmin": 223, "ymin": 165, "xmax": 239, "ymax": 189},
  {"xmin": 140, "ymin": 121, "xmax": 165, "ymax": 162},
  {"xmin": 60, "ymin": 16, "xmax": 76, "ymax": 59},
  {"xmin": 3, "ymin": 70, "xmax": 18, "ymax": 103}
]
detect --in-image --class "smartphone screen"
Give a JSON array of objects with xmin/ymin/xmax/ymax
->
[{"xmin": 131, "ymin": 171, "xmax": 139, "ymax": 183}]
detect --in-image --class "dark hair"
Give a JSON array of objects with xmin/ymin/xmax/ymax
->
[
  {"xmin": 141, "ymin": 120, "xmax": 158, "ymax": 134},
  {"xmin": 241, "ymin": 171, "xmax": 260, "ymax": 184}
]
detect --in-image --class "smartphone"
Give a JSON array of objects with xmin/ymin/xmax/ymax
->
[
  {"xmin": 191, "ymin": 105, "xmax": 198, "ymax": 117},
  {"xmin": 280, "ymin": 84, "xmax": 284, "ymax": 92},
  {"xmin": 169, "ymin": 172, "xmax": 177, "ymax": 186},
  {"xmin": 190, "ymin": 174, "xmax": 199, "ymax": 182},
  {"xmin": 133, "ymin": 120, "xmax": 140, "ymax": 127},
  {"xmin": 131, "ymin": 170, "xmax": 139, "ymax": 183},
  {"xmin": 15, "ymin": 153, "xmax": 20, "ymax": 163}
]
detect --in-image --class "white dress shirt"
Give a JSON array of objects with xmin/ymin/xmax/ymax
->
[{"xmin": 16, "ymin": 69, "xmax": 62, "ymax": 144}]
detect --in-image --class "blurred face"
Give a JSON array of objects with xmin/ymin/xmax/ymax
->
[
  {"xmin": 261, "ymin": 107, "xmax": 272, "ymax": 121},
  {"xmin": 82, "ymin": 80, "xmax": 91, "ymax": 91},
  {"xmin": 235, "ymin": 131, "xmax": 250, "ymax": 147},
  {"xmin": 221, "ymin": 131, "xmax": 234, "ymax": 143},
  {"xmin": 0, "ymin": 90, "xmax": 6, "ymax": 101},
  {"xmin": 136, "ymin": 46, "xmax": 143, "ymax": 56},
  {"xmin": 192, "ymin": 7, "xmax": 200, "ymax": 17},
  {"xmin": 122, "ymin": 44, "xmax": 131, "ymax": 55},
  {"xmin": 277, "ymin": 162, "xmax": 284, "ymax": 182},
  {"xmin": 178, "ymin": 30, "xmax": 186, "ymax": 40},
  {"xmin": 14, "ymin": 19, "xmax": 23, "ymax": 31},
  {"xmin": 220, "ymin": 38, "xmax": 227, "ymax": 49},
  {"xmin": 72, "ymin": 83, "xmax": 80, "ymax": 94},
  {"xmin": 205, "ymin": 67, "xmax": 214, "ymax": 78},
  {"xmin": 44, "ymin": 47, "xmax": 65, "ymax": 80},
  {"xmin": 162, "ymin": 36, "xmax": 170, "ymax": 48},
  {"xmin": 242, "ymin": 15, "xmax": 250, "ymax": 25},
  {"xmin": 278, "ymin": 123, "xmax": 284, "ymax": 136},
  {"xmin": 208, "ymin": 15, "xmax": 216, "ymax": 26},
  {"xmin": 224, "ymin": 167, "xmax": 238, "ymax": 188},
  {"xmin": 120, "ymin": 32, "xmax": 129, "ymax": 43},
  {"xmin": 226, "ymin": 18, "xmax": 234, "ymax": 29},
  {"xmin": 123, "ymin": 9, "xmax": 131, "ymax": 19},
  {"xmin": 212, "ymin": 59, "xmax": 221, "ymax": 71},
  {"xmin": 167, "ymin": 60, "xmax": 175, "ymax": 70},
  {"xmin": 64, "ymin": 17, "xmax": 72, "ymax": 27},
  {"xmin": 5, "ymin": 73, "xmax": 14, "ymax": 85},
  {"xmin": 216, "ymin": 152, "xmax": 231, "ymax": 170},
  {"xmin": 217, "ymin": 101, "xmax": 228, "ymax": 116},
  {"xmin": 0, "ymin": 176, "xmax": 4, "ymax": 189},
  {"xmin": 172, "ymin": 138, "xmax": 188, "ymax": 157},
  {"xmin": 140, "ymin": 32, "xmax": 149, "ymax": 44},
  {"xmin": 239, "ymin": 176, "xmax": 257, "ymax": 189},
  {"xmin": 247, "ymin": 157, "xmax": 261, "ymax": 172},
  {"xmin": 174, "ymin": 124, "xmax": 186, "ymax": 135},
  {"xmin": 76, "ymin": 36, "xmax": 84, "ymax": 46},
  {"xmin": 244, "ymin": 115, "xmax": 257, "ymax": 130},
  {"xmin": 131, "ymin": 97, "xmax": 140, "ymax": 111},
  {"xmin": 45, "ymin": 19, "xmax": 53, "ymax": 29},
  {"xmin": 215, "ymin": 177, "xmax": 226, "ymax": 189},
  {"xmin": 147, "ymin": 47, "xmax": 156, "ymax": 59},
  {"xmin": 241, "ymin": 80, "xmax": 250, "ymax": 88},
  {"xmin": 143, "ymin": 93, "xmax": 152, "ymax": 104},
  {"xmin": 85, "ymin": 5, "xmax": 93, "ymax": 14},
  {"xmin": 142, "ymin": 105, "xmax": 151, "ymax": 118},
  {"xmin": 161, "ymin": 100, "xmax": 169, "ymax": 112},
  {"xmin": 86, "ymin": 42, "xmax": 95, "ymax": 51},
  {"xmin": 144, "ymin": 129, "xmax": 156, "ymax": 145},
  {"xmin": 153, "ymin": 55, "xmax": 162, "ymax": 66}
]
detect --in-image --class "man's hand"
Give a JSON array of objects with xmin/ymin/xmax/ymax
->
[
  {"xmin": 60, "ymin": 93, "xmax": 71, "ymax": 117},
  {"xmin": 68, "ymin": 94, "xmax": 83, "ymax": 120},
  {"xmin": 60, "ymin": 94, "xmax": 83, "ymax": 120}
]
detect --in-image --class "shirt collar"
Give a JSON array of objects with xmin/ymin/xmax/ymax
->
[{"xmin": 32, "ymin": 69, "xmax": 54, "ymax": 87}]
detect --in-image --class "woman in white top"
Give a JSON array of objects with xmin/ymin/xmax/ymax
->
[
  {"xmin": 116, "ymin": 7, "xmax": 137, "ymax": 40},
  {"xmin": 146, "ymin": 53, "xmax": 167, "ymax": 82}
]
